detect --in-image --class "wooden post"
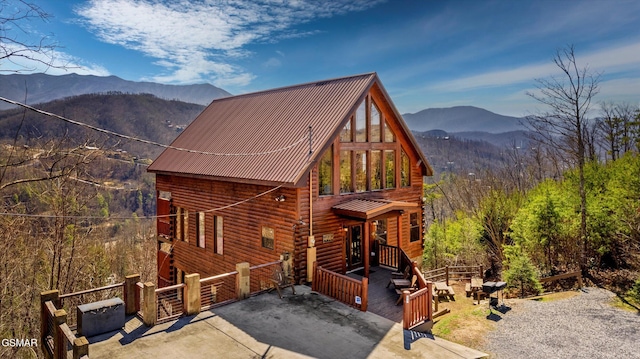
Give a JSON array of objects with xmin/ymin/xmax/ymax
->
[
  {"xmin": 311, "ymin": 261, "xmax": 318, "ymax": 292},
  {"xmin": 427, "ymin": 282, "xmax": 433, "ymax": 321},
  {"xmin": 402, "ymin": 290, "xmax": 410, "ymax": 330},
  {"xmin": 361, "ymin": 277, "xmax": 369, "ymax": 312},
  {"xmin": 445, "ymin": 266, "xmax": 449, "ymax": 286},
  {"xmin": 124, "ymin": 274, "xmax": 140, "ymax": 315},
  {"xmin": 479, "ymin": 265, "xmax": 484, "ymax": 279},
  {"xmin": 364, "ymin": 221, "xmax": 370, "ymax": 278},
  {"xmin": 433, "ymin": 284, "xmax": 439, "ymax": 313},
  {"xmin": 73, "ymin": 336, "xmax": 89, "ymax": 359},
  {"xmin": 577, "ymin": 271, "xmax": 583, "ymax": 288},
  {"xmin": 142, "ymin": 282, "xmax": 156, "ymax": 327},
  {"xmin": 53, "ymin": 309, "xmax": 67, "ymax": 359},
  {"xmin": 184, "ymin": 273, "xmax": 201, "ymax": 315},
  {"xmin": 236, "ymin": 262, "xmax": 250, "ymax": 299},
  {"xmin": 40, "ymin": 289, "xmax": 59, "ymax": 356}
]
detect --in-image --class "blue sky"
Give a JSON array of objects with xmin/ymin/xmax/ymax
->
[{"xmin": 3, "ymin": 0, "xmax": 640, "ymax": 116}]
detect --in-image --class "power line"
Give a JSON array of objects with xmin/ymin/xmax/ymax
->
[
  {"xmin": 0, "ymin": 184, "xmax": 284, "ymax": 220},
  {"xmin": 0, "ymin": 96, "xmax": 307, "ymax": 156}
]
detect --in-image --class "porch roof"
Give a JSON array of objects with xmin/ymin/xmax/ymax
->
[{"xmin": 332, "ymin": 199, "xmax": 419, "ymax": 220}]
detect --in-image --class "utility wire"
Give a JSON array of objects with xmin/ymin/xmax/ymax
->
[
  {"xmin": 0, "ymin": 184, "xmax": 284, "ymax": 220},
  {"xmin": 0, "ymin": 96, "xmax": 307, "ymax": 156}
]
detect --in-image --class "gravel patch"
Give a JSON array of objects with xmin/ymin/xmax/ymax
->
[{"xmin": 483, "ymin": 287, "xmax": 640, "ymax": 359}]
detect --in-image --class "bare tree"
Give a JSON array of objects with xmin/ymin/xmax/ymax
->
[
  {"xmin": 526, "ymin": 45, "xmax": 600, "ymax": 270},
  {"xmin": 0, "ymin": 0, "xmax": 65, "ymax": 72},
  {"xmin": 597, "ymin": 102, "xmax": 638, "ymax": 160}
]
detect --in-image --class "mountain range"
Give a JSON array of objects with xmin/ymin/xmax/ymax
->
[
  {"xmin": 402, "ymin": 106, "xmax": 525, "ymax": 133},
  {"xmin": 0, "ymin": 73, "xmax": 230, "ymax": 110},
  {"xmin": 0, "ymin": 73, "xmax": 533, "ymax": 174}
]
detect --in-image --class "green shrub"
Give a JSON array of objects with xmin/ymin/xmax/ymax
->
[
  {"xmin": 502, "ymin": 244, "xmax": 543, "ymax": 298},
  {"xmin": 629, "ymin": 278, "xmax": 640, "ymax": 303}
]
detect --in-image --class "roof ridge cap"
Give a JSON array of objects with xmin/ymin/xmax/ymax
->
[{"xmin": 211, "ymin": 72, "xmax": 377, "ymax": 103}]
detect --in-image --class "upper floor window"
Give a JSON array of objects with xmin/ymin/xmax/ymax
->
[
  {"xmin": 384, "ymin": 120, "xmax": 395, "ymax": 143},
  {"xmin": 410, "ymin": 212, "xmax": 421, "ymax": 242},
  {"xmin": 370, "ymin": 102, "xmax": 381, "ymax": 143},
  {"xmin": 355, "ymin": 151, "xmax": 367, "ymax": 192},
  {"xmin": 318, "ymin": 146, "xmax": 333, "ymax": 196},
  {"xmin": 340, "ymin": 150, "xmax": 352, "ymax": 194},
  {"xmin": 385, "ymin": 150, "xmax": 395, "ymax": 189},
  {"xmin": 371, "ymin": 150, "xmax": 382, "ymax": 191},
  {"xmin": 262, "ymin": 226, "xmax": 275, "ymax": 250},
  {"xmin": 196, "ymin": 212, "xmax": 205, "ymax": 248},
  {"xmin": 355, "ymin": 101, "xmax": 366, "ymax": 142},
  {"xmin": 214, "ymin": 216, "xmax": 224, "ymax": 255},
  {"xmin": 340, "ymin": 118, "xmax": 352, "ymax": 142},
  {"xmin": 175, "ymin": 207, "xmax": 189, "ymax": 242},
  {"xmin": 401, "ymin": 149, "xmax": 410, "ymax": 187}
]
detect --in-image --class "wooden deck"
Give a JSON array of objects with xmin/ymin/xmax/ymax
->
[{"xmin": 348, "ymin": 266, "xmax": 403, "ymax": 322}]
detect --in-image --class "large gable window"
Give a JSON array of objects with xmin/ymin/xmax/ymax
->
[{"xmin": 334, "ymin": 94, "xmax": 406, "ymax": 195}]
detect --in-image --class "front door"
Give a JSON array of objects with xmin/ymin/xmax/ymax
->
[{"xmin": 346, "ymin": 224, "xmax": 363, "ymax": 271}]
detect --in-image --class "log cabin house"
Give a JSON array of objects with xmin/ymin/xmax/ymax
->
[{"xmin": 148, "ymin": 73, "xmax": 433, "ymax": 287}]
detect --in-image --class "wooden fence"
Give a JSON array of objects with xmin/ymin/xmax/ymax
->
[
  {"xmin": 312, "ymin": 262, "xmax": 368, "ymax": 311},
  {"xmin": 539, "ymin": 271, "xmax": 583, "ymax": 289},
  {"xmin": 423, "ymin": 265, "xmax": 483, "ymax": 285}
]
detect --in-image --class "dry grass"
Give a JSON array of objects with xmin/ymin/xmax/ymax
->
[
  {"xmin": 431, "ymin": 281, "xmax": 497, "ymax": 349},
  {"xmin": 430, "ymin": 281, "xmax": 582, "ymax": 349},
  {"xmin": 528, "ymin": 290, "xmax": 579, "ymax": 302}
]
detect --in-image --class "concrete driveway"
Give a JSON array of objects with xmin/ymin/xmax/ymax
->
[{"xmin": 89, "ymin": 286, "xmax": 487, "ymax": 359}]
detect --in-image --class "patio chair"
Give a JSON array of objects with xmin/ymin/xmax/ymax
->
[
  {"xmin": 395, "ymin": 275, "xmax": 418, "ymax": 305},
  {"xmin": 269, "ymin": 265, "xmax": 296, "ymax": 299},
  {"xmin": 386, "ymin": 265, "xmax": 411, "ymax": 288}
]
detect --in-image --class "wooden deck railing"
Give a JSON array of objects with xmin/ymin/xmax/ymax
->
[
  {"xmin": 200, "ymin": 271, "xmax": 238, "ymax": 311},
  {"xmin": 249, "ymin": 260, "xmax": 282, "ymax": 295},
  {"xmin": 40, "ymin": 290, "xmax": 89, "ymax": 359},
  {"xmin": 155, "ymin": 283, "xmax": 185, "ymax": 323},
  {"xmin": 402, "ymin": 283, "xmax": 433, "ymax": 330},
  {"xmin": 312, "ymin": 262, "xmax": 368, "ymax": 311},
  {"xmin": 379, "ymin": 244, "xmax": 399, "ymax": 269}
]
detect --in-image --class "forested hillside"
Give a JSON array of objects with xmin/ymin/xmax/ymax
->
[{"xmin": 0, "ymin": 93, "xmax": 205, "ymax": 158}]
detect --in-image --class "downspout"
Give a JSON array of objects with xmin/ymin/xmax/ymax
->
[{"xmin": 306, "ymin": 126, "xmax": 316, "ymax": 283}]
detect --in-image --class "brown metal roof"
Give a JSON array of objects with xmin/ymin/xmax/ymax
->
[
  {"xmin": 148, "ymin": 72, "xmax": 431, "ymax": 185},
  {"xmin": 332, "ymin": 199, "xmax": 419, "ymax": 220}
]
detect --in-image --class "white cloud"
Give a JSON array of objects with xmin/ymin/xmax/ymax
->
[
  {"xmin": 75, "ymin": 0, "xmax": 383, "ymax": 85},
  {"xmin": 0, "ymin": 43, "xmax": 110, "ymax": 76},
  {"xmin": 428, "ymin": 41, "xmax": 640, "ymax": 93}
]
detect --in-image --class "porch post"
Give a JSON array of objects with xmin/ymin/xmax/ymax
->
[
  {"xmin": 364, "ymin": 221, "xmax": 370, "ymax": 278},
  {"xmin": 397, "ymin": 214, "xmax": 403, "ymax": 265}
]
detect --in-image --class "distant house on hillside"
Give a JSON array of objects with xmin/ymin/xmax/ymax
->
[{"xmin": 148, "ymin": 73, "xmax": 432, "ymax": 286}]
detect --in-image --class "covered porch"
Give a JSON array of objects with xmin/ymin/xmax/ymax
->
[{"xmin": 332, "ymin": 198, "xmax": 420, "ymax": 278}]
